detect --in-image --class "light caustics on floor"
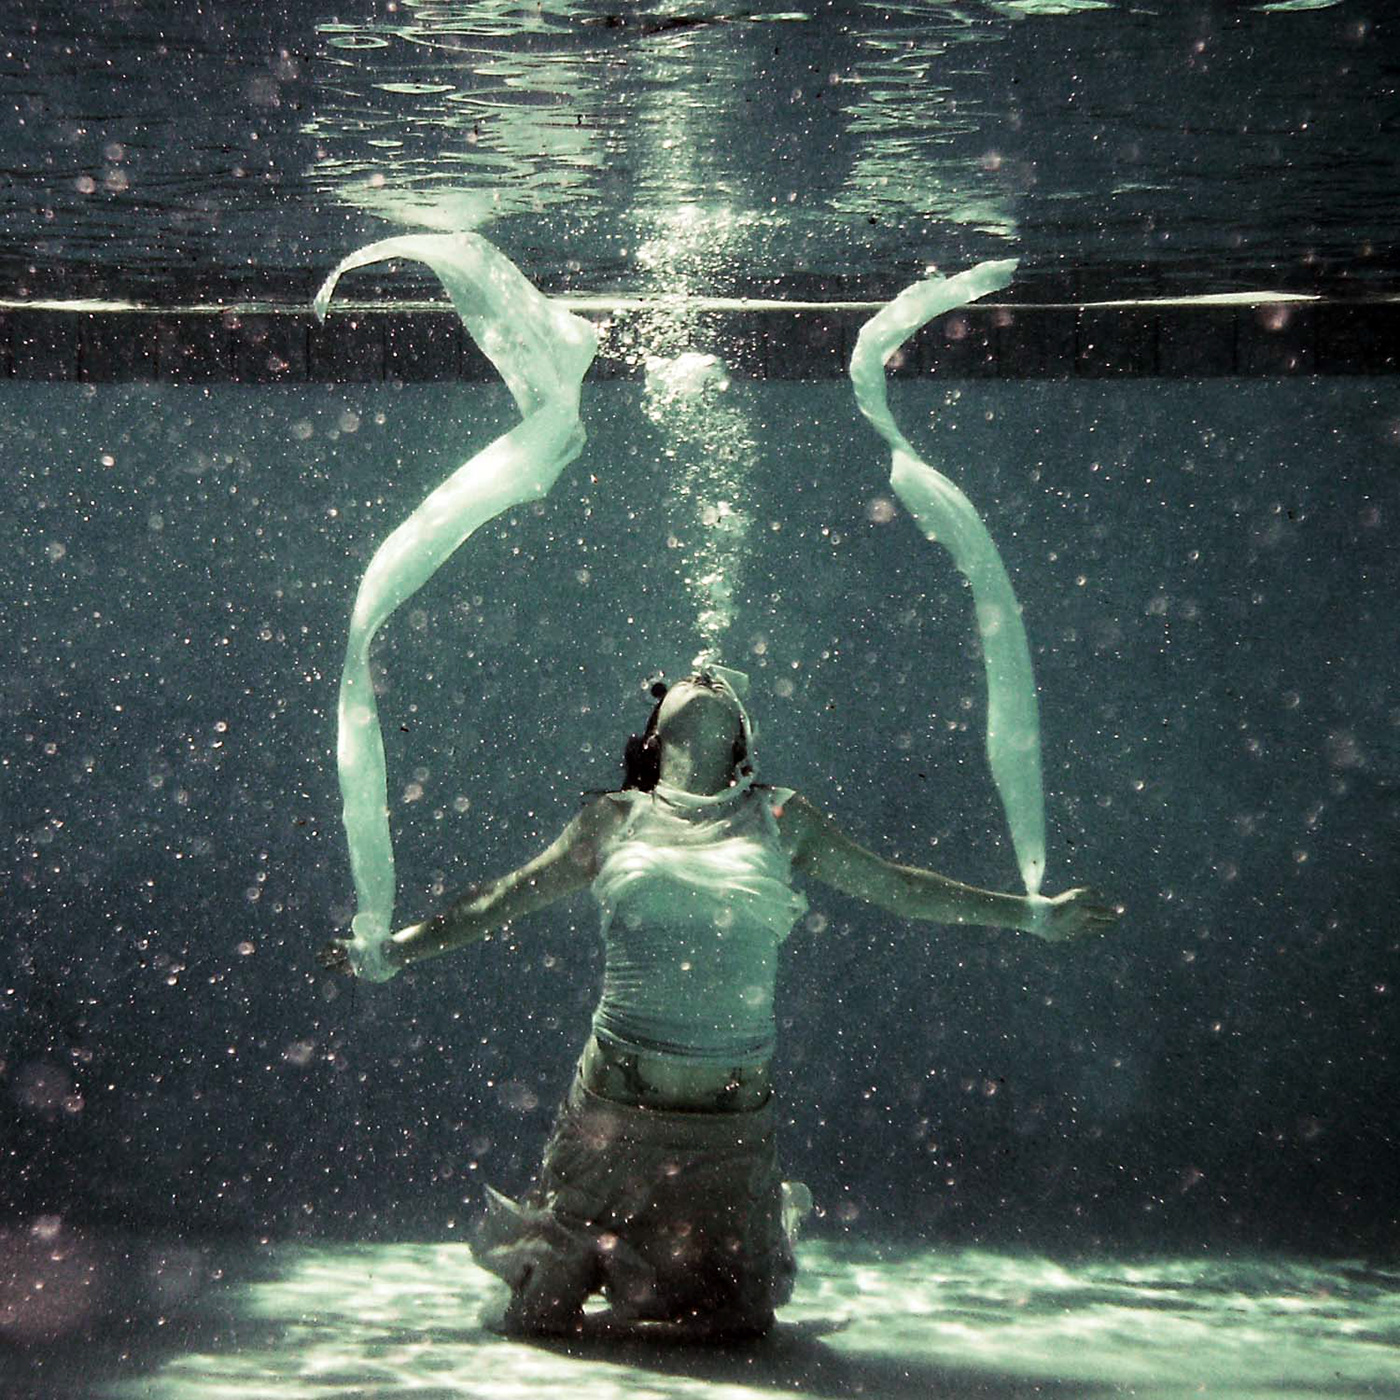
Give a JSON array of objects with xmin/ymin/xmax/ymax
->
[{"xmin": 67, "ymin": 1239, "xmax": 1400, "ymax": 1400}]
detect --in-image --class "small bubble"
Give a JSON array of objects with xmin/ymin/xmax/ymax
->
[{"xmin": 498, "ymin": 1080, "xmax": 538, "ymax": 1113}]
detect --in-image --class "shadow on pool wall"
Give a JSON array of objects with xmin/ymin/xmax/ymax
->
[{"xmin": 0, "ymin": 375, "xmax": 1396, "ymax": 1258}]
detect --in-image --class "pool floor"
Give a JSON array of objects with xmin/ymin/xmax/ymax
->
[{"xmin": 3, "ymin": 1235, "xmax": 1393, "ymax": 1399}]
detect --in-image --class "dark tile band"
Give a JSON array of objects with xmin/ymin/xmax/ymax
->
[{"xmin": 0, "ymin": 300, "xmax": 1393, "ymax": 382}]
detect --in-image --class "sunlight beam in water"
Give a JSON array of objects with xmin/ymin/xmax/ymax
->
[
  {"xmin": 622, "ymin": 40, "xmax": 770, "ymax": 663},
  {"xmin": 99, "ymin": 1240, "xmax": 1400, "ymax": 1400},
  {"xmin": 629, "ymin": 187, "xmax": 762, "ymax": 656},
  {"xmin": 640, "ymin": 346, "xmax": 754, "ymax": 654}
]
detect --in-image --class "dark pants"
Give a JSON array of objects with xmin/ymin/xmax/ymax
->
[{"xmin": 471, "ymin": 1077, "xmax": 803, "ymax": 1334}]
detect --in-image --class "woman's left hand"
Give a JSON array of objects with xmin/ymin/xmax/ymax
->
[
  {"xmin": 316, "ymin": 939, "xmax": 354, "ymax": 975},
  {"xmin": 1028, "ymin": 888, "xmax": 1121, "ymax": 944}
]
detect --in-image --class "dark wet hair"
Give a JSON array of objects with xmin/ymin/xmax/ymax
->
[
  {"xmin": 620, "ymin": 681, "xmax": 667, "ymax": 792},
  {"xmin": 618, "ymin": 677, "xmax": 750, "ymax": 793}
]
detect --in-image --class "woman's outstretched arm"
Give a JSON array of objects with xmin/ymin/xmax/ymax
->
[
  {"xmin": 317, "ymin": 795, "xmax": 626, "ymax": 977},
  {"xmin": 778, "ymin": 794, "xmax": 1118, "ymax": 943}
]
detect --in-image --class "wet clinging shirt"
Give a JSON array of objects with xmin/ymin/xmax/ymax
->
[{"xmin": 590, "ymin": 779, "xmax": 809, "ymax": 1064}]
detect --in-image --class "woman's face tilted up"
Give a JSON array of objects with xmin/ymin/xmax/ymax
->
[{"xmin": 654, "ymin": 673, "xmax": 747, "ymax": 766}]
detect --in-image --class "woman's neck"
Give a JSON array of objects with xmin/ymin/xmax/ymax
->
[{"xmin": 655, "ymin": 738, "xmax": 737, "ymax": 796}]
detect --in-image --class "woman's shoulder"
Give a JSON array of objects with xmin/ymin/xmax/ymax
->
[
  {"xmin": 578, "ymin": 788, "xmax": 642, "ymax": 816},
  {"xmin": 576, "ymin": 788, "xmax": 648, "ymax": 834},
  {"xmin": 759, "ymin": 788, "xmax": 825, "ymax": 862},
  {"xmin": 755, "ymin": 783, "xmax": 799, "ymax": 808},
  {"xmin": 566, "ymin": 791, "xmax": 641, "ymax": 870},
  {"xmin": 581, "ymin": 786, "xmax": 645, "ymax": 805}
]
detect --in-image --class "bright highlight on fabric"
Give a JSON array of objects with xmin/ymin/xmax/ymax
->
[
  {"xmin": 848, "ymin": 260, "xmax": 1046, "ymax": 896},
  {"xmin": 314, "ymin": 233, "xmax": 598, "ymax": 977}
]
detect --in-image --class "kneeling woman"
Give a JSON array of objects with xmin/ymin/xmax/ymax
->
[{"xmin": 319, "ymin": 668, "xmax": 1115, "ymax": 1336}]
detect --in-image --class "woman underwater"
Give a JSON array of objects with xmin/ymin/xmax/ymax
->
[{"xmin": 318, "ymin": 666, "xmax": 1117, "ymax": 1338}]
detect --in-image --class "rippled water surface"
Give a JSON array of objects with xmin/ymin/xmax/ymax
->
[{"xmin": 1, "ymin": 0, "xmax": 1395, "ymax": 303}]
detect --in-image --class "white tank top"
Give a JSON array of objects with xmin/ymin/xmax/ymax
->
[{"xmin": 590, "ymin": 778, "xmax": 809, "ymax": 1064}]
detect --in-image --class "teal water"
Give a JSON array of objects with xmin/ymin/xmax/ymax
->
[{"xmin": 2, "ymin": 369, "xmax": 1396, "ymax": 1391}]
